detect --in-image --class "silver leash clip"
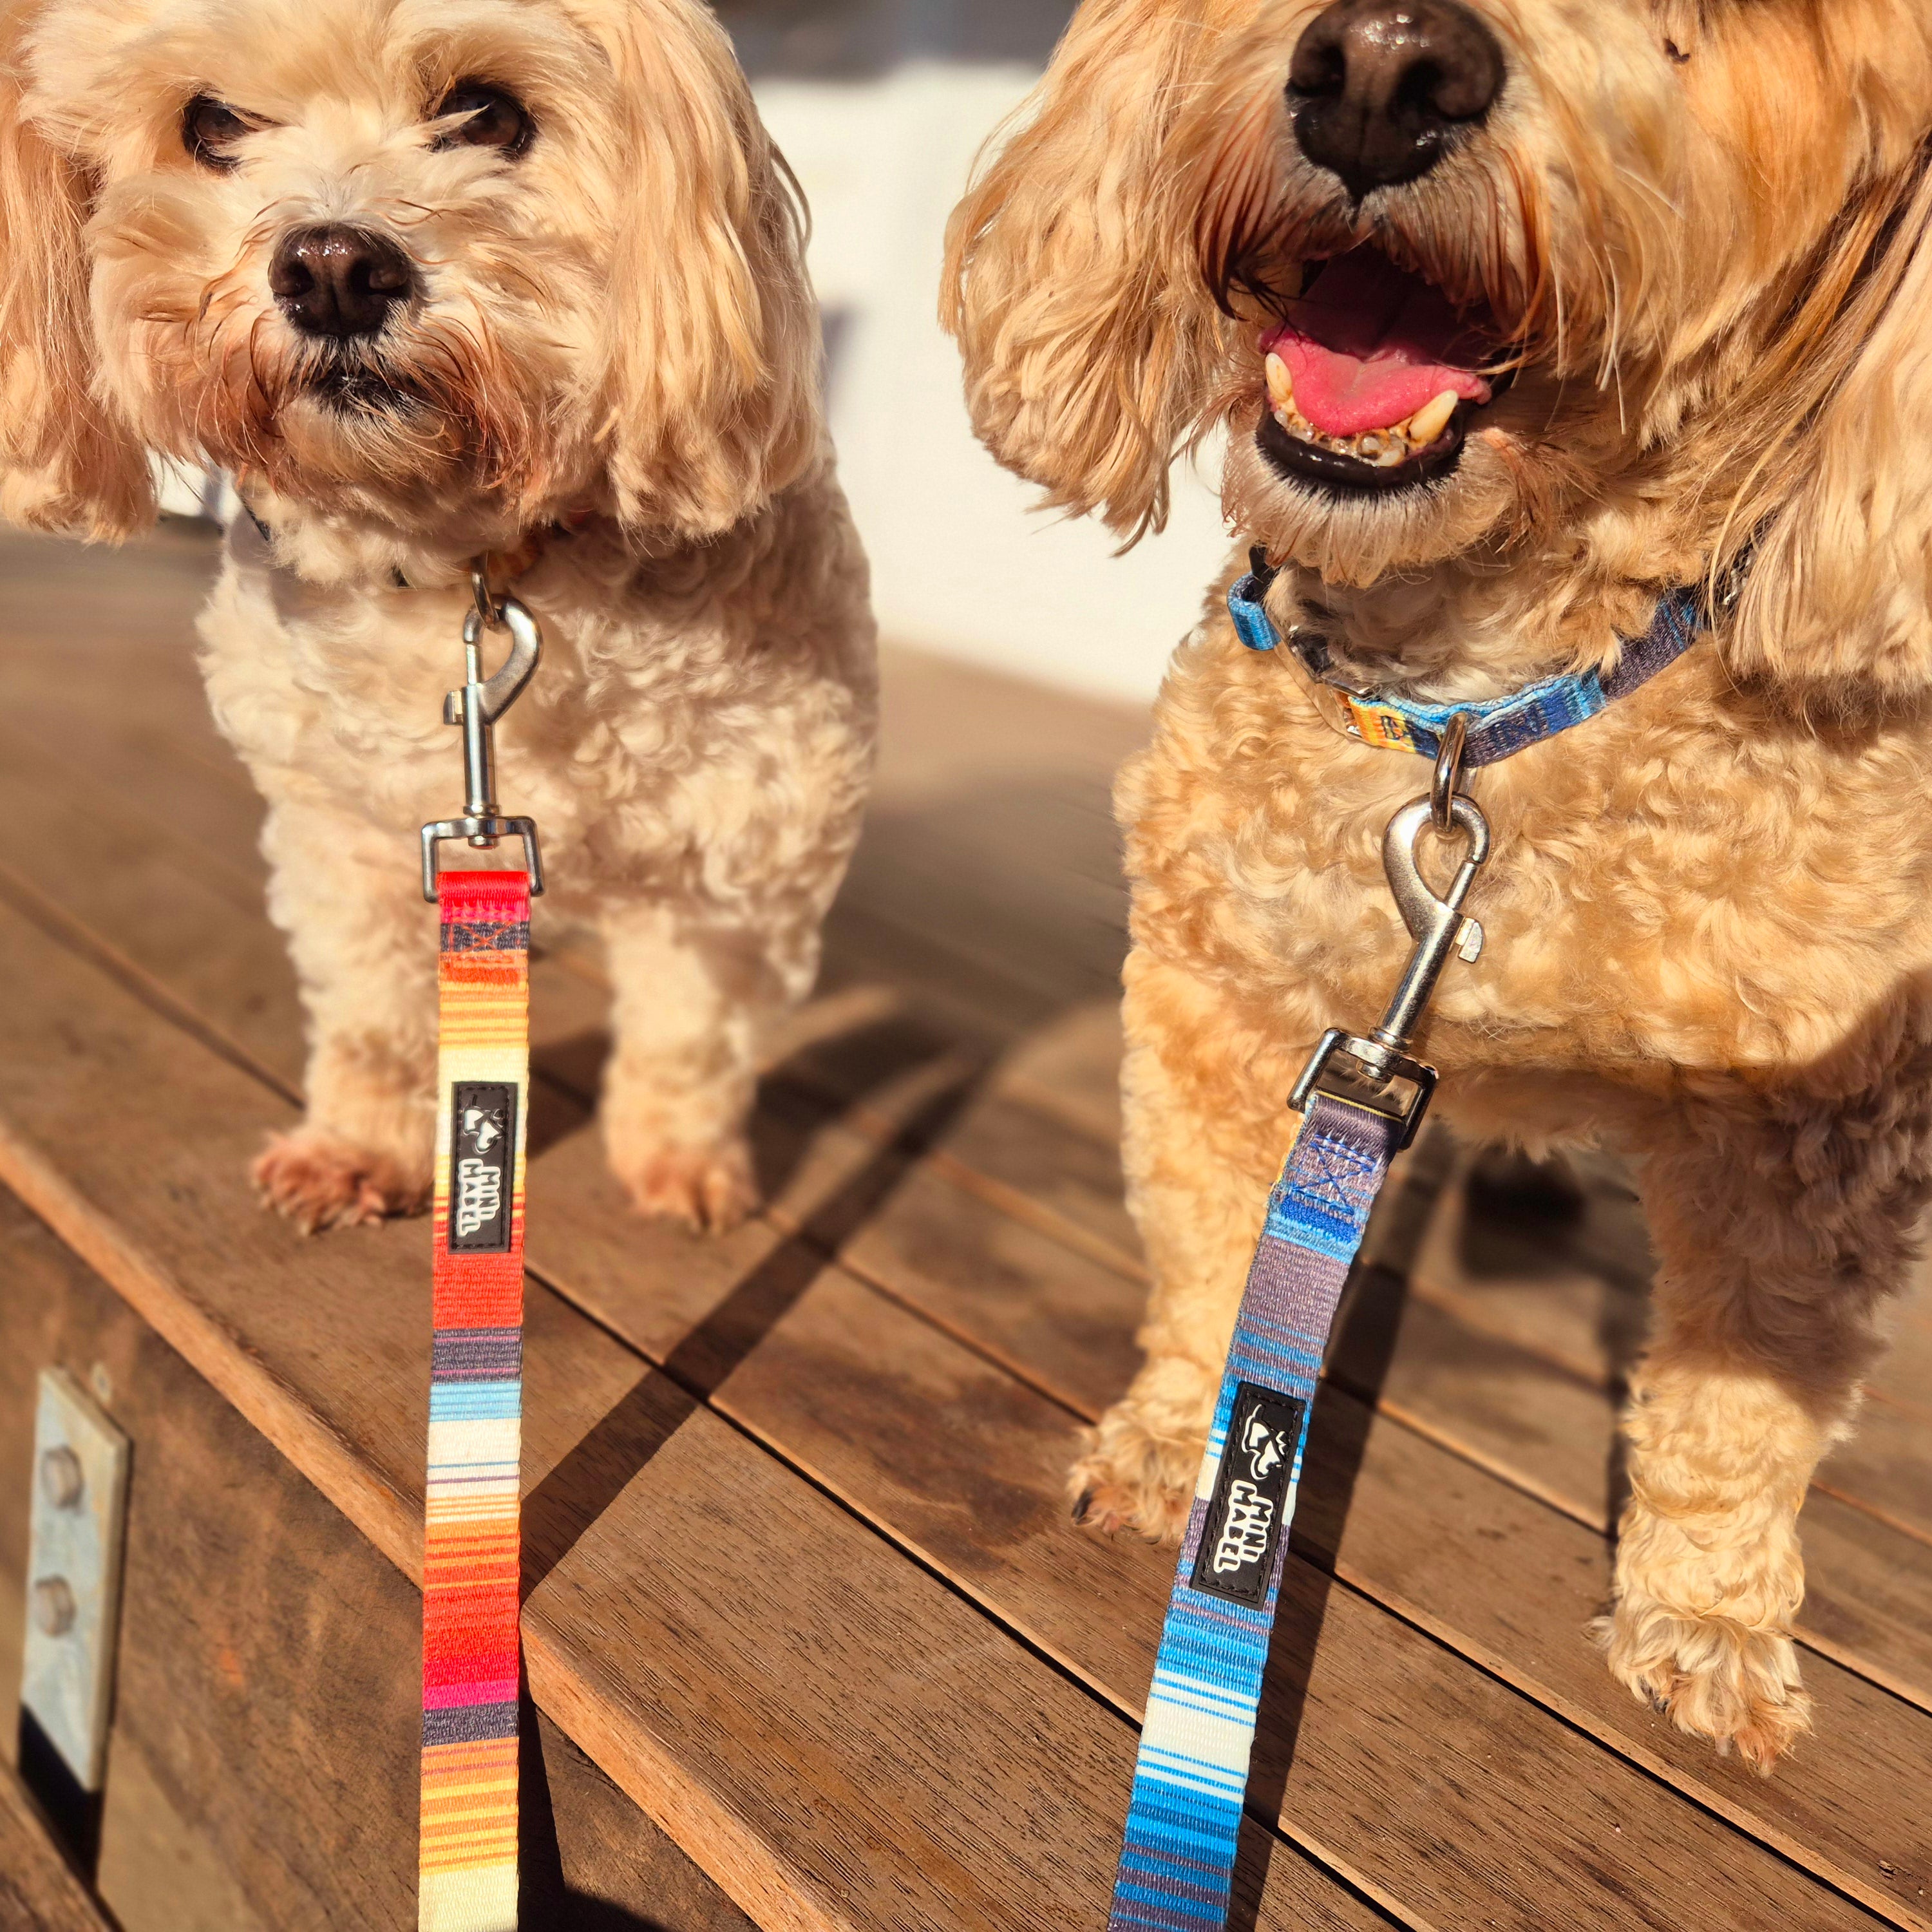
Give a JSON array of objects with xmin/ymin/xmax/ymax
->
[
  {"xmin": 1289, "ymin": 789, "xmax": 1490, "ymax": 1148},
  {"xmin": 420, "ymin": 565, "xmax": 546, "ymax": 902}
]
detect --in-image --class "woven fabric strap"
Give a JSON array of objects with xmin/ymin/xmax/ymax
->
[
  {"xmin": 1227, "ymin": 553, "xmax": 1708, "ymax": 767},
  {"xmin": 419, "ymin": 870, "xmax": 531, "ymax": 1932},
  {"xmin": 1108, "ymin": 1092, "xmax": 1401, "ymax": 1932}
]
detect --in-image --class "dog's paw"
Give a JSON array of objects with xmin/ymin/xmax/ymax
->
[
  {"xmin": 252, "ymin": 1130, "xmax": 428, "ymax": 1235},
  {"xmin": 1068, "ymin": 1394, "xmax": 1202, "ymax": 1543},
  {"xmin": 614, "ymin": 1136, "xmax": 759, "ymax": 1233},
  {"xmin": 1595, "ymin": 1593, "xmax": 1812, "ymax": 1773}
]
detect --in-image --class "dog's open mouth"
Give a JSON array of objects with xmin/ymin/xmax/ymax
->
[{"xmin": 1256, "ymin": 244, "xmax": 1499, "ymax": 494}]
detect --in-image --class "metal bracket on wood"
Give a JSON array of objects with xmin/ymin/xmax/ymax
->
[{"xmin": 17, "ymin": 1368, "xmax": 129, "ymax": 1875}]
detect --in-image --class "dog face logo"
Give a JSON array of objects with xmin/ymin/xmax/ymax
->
[
  {"xmin": 1190, "ymin": 1384, "xmax": 1306, "ymax": 1607},
  {"xmin": 448, "ymin": 1081, "xmax": 518, "ymax": 1253},
  {"xmin": 1240, "ymin": 1408, "xmax": 1292, "ymax": 1482}
]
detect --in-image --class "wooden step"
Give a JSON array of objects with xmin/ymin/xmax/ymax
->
[
  {"xmin": 0, "ymin": 1186, "xmax": 755, "ymax": 1932},
  {"xmin": 2, "ymin": 526, "xmax": 1926, "ymax": 1929},
  {"xmin": 0, "ymin": 688, "xmax": 1925, "ymax": 1924}
]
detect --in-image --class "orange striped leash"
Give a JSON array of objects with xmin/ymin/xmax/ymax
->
[{"xmin": 417, "ymin": 568, "xmax": 544, "ymax": 1931}]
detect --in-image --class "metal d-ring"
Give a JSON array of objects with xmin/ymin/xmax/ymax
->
[
  {"xmin": 471, "ymin": 561, "xmax": 501, "ymax": 632},
  {"xmin": 1431, "ymin": 712, "xmax": 1469, "ymax": 836}
]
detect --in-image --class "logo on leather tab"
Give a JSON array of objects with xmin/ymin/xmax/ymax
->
[
  {"xmin": 1189, "ymin": 1383, "xmax": 1306, "ymax": 1605},
  {"xmin": 448, "ymin": 1081, "xmax": 517, "ymax": 1253}
]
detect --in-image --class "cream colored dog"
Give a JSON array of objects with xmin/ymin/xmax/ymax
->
[
  {"xmin": 947, "ymin": 0, "xmax": 1932, "ymax": 1767},
  {"xmin": 0, "ymin": 0, "xmax": 876, "ymax": 1233}
]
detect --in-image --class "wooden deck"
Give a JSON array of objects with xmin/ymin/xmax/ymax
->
[{"xmin": 1, "ymin": 521, "xmax": 1931, "ymax": 1930}]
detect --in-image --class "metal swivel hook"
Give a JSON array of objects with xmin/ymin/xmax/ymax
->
[
  {"xmin": 1289, "ymin": 790, "xmax": 1492, "ymax": 1148},
  {"xmin": 419, "ymin": 564, "xmax": 546, "ymax": 902},
  {"xmin": 1372, "ymin": 793, "xmax": 1488, "ymax": 1050}
]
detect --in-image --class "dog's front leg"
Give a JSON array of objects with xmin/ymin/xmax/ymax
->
[
  {"xmin": 252, "ymin": 804, "xmax": 440, "ymax": 1232},
  {"xmin": 1072, "ymin": 951, "xmax": 1298, "ymax": 1539},
  {"xmin": 1604, "ymin": 1090, "xmax": 1932, "ymax": 1770},
  {"xmin": 598, "ymin": 898, "xmax": 787, "ymax": 1233}
]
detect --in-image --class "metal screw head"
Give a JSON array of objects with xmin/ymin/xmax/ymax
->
[
  {"xmin": 39, "ymin": 1446, "xmax": 84, "ymax": 1510},
  {"xmin": 31, "ymin": 1576, "xmax": 76, "ymax": 1637}
]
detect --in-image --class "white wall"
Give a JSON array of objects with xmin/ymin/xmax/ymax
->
[{"xmin": 755, "ymin": 63, "xmax": 1231, "ymax": 704}]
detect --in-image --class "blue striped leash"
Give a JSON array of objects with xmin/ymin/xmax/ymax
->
[
  {"xmin": 1106, "ymin": 793, "xmax": 1488, "ymax": 1931},
  {"xmin": 1106, "ymin": 553, "xmax": 1736, "ymax": 1927}
]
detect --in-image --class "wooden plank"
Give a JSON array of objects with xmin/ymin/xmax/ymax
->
[
  {"xmin": 94, "ymin": 1737, "xmax": 271, "ymax": 1932},
  {"xmin": 435, "ymin": 981, "xmax": 1932, "ymax": 1932},
  {"xmin": 1293, "ymin": 1292, "xmax": 1932, "ymax": 1929},
  {"xmin": 0, "ymin": 1754, "xmax": 108, "ymax": 1932},
  {"xmin": 614, "ymin": 1256, "xmax": 1926, "ymax": 1931},
  {"xmin": 372, "ymin": 969, "xmax": 1932, "ymax": 1926},
  {"xmin": 535, "ymin": 1714, "xmax": 762, "ymax": 1932},
  {"xmin": 836, "ymin": 638, "xmax": 1139, "ymax": 1021},
  {"xmin": 0, "ymin": 902, "xmax": 643, "ymax": 1582},
  {"xmin": 519, "ymin": 952, "xmax": 1932, "ymax": 1721},
  {"xmin": 0, "ymin": 1178, "xmax": 769, "ymax": 1931},
  {"xmin": 3, "ymin": 529, "xmax": 1917, "ymax": 1917},
  {"xmin": 0, "ymin": 892, "xmax": 1387, "ymax": 1932},
  {"xmin": 526, "ymin": 1381, "xmax": 1383, "ymax": 1932}
]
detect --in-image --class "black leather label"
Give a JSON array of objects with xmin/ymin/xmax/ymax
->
[
  {"xmin": 448, "ymin": 1081, "xmax": 518, "ymax": 1253},
  {"xmin": 1189, "ymin": 1382, "xmax": 1307, "ymax": 1605}
]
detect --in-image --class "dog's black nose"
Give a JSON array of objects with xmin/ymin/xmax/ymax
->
[
  {"xmin": 269, "ymin": 225, "xmax": 414, "ymax": 337},
  {"xmin": 1288, "ymin": 0, "xmax": 1504, "ymax": 199}
]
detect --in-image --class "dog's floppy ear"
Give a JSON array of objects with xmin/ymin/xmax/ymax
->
[
  {"xmin": 1722, "ymin": 167, "xmax": 1932, "ymax": 703},
  {"xmin": 0, "ymin": 21, "xmax": 152, "ymax": 537},
  {"xmin": 582, "ymin": 0, "xmax": 818, "ymax": 540},
  {"xmin": 940, "ymin": 0, "xmax": 1227, "ymax": 544}
]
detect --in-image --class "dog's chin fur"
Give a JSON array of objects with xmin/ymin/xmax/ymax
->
[
  {"xmin": 945, "ymin": 0, "xmax": 1932, "ymax": 1767},
  {"xmin": 0, "ymin": 0, "xmax": 878, "ymax": 1235},
  {"xmin": 1219, "ymin": 416, "xmax": 1534, "ymax": 585}
]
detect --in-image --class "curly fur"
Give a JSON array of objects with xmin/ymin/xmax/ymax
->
[
  {"xmin": 1, "ymin": 0, "xmax": 875, "ymax": 1233},
  {"xmin": 944, "ymin": 0, "xmax": 1932, "ymax": 1766}
]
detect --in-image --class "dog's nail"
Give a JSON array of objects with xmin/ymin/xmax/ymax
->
[{"xmin": 1072, "ymin": 1487, "xmax": 1095, "ymax": 1523}]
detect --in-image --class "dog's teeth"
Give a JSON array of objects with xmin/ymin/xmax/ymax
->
[
  {"xmin": 1358, "ymin": 433, "xmax": 1387, "ymax": 462},
  {"xmin": 1406, "ymin": 388, "xmax": 1459, "ymax": 446},
  {"xmin": 1265, "ymin": 352, "xmax": 1294, "ymax": 412}
]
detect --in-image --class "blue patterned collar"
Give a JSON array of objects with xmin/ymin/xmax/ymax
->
[{"xmin": 1227, "ymin": 547, "xmax": 1730, "ymax": 766}]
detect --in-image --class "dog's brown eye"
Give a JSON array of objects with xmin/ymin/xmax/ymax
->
[
  {"xmin": 431, "ymin": 81, "xmax": 533, "ymax": 157},
  {"xmin": 183, "ymin": 95, "xmax": 251, "ymax": 169}
]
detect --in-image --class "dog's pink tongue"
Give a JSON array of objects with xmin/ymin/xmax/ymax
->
[{"xmin": 1266, "ymin": 247, "xmax": 1492, "ymax": 437}]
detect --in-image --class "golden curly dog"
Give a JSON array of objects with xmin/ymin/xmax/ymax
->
[
  {"xmin": 0, "ymin": 0, "xmax": 876, "ymax": 1235},
  {"xmin": 945, "ymin": 0, "xmax": 1932, "ymax": 1769}
]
